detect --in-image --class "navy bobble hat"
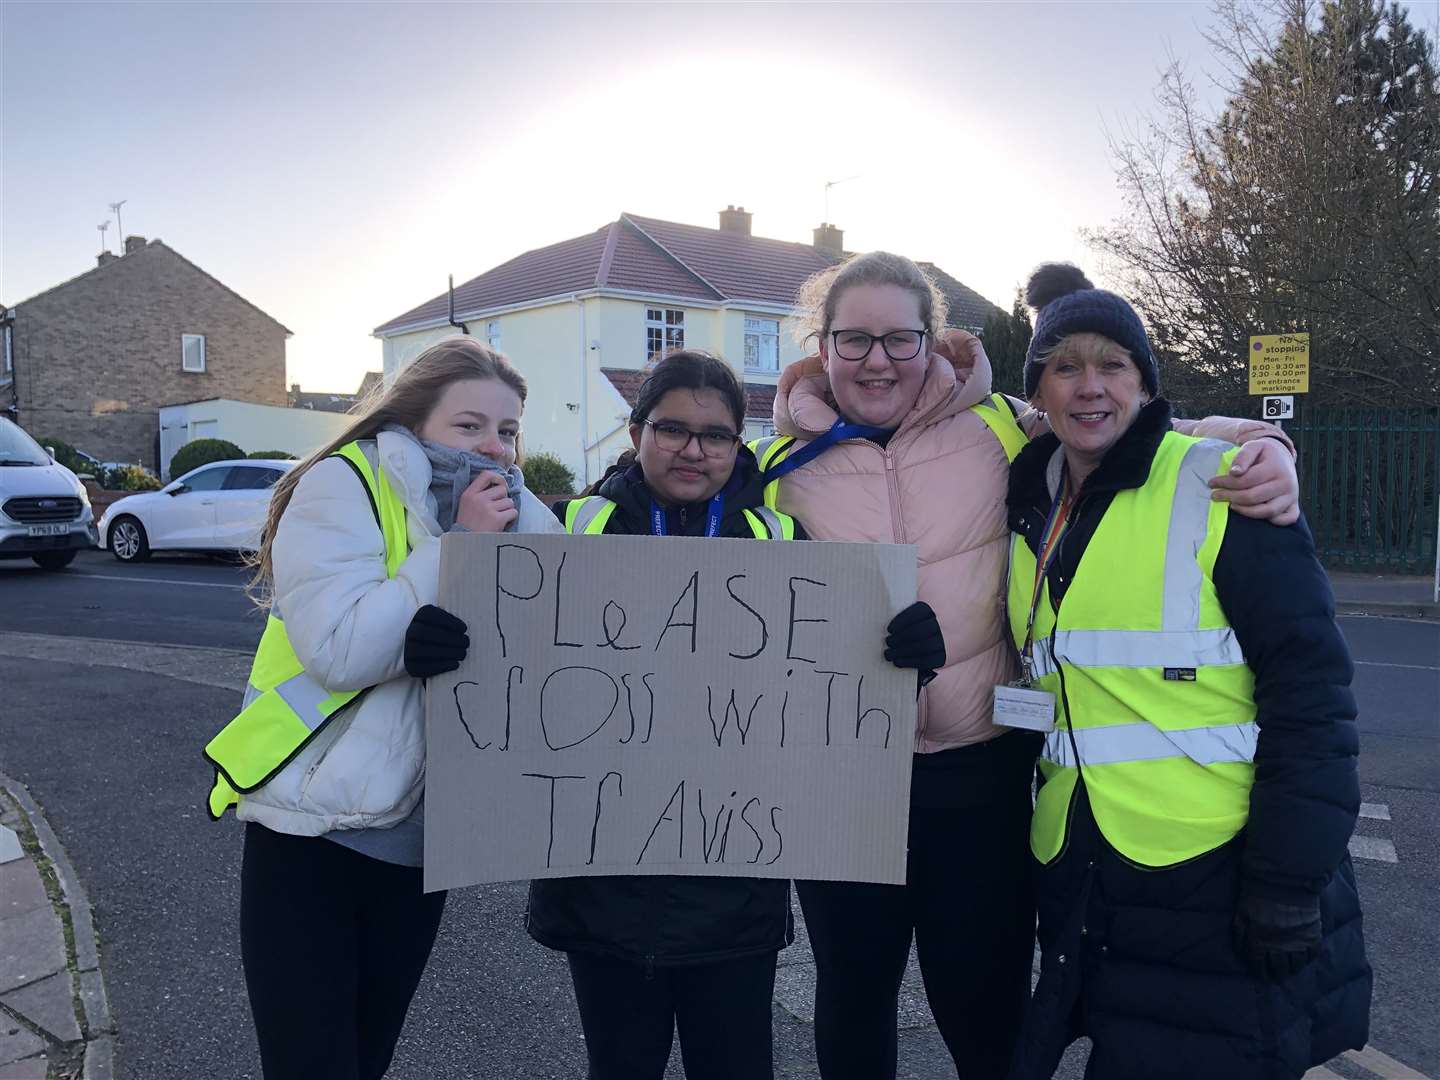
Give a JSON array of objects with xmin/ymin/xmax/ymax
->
[{"xmin": 1022, "ymin": 264, "xmax": 1159, "ymax": 399}]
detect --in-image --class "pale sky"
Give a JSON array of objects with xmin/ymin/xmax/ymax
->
[{"xmin": 3, "ymin": 0, "xmax": 1436, "ymax": 392}]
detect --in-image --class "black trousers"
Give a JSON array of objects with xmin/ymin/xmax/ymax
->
[
  {"xmin": 796, "ymin": 731, "xmax": 1040, "ymax": 1080},
  {"xmin": 240, "ymin": 823, "xmax": 447, "ymax": 1080},
  {"xmin": 566, "ymin": 950, "xmax": 778, "ymax": 1080}
]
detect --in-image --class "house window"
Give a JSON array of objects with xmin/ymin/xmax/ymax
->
[
  {"xmin": 744, "ymin": 316, "xmax": 780, "ymax": 372},
  {"xmin": 486, "ymin": 320, "xmax": 501, "ymax": 349},
  {"xmin": 2, "ymin": 324, "xmax": 11, "ymax": 379},
  {"xmin": 181, "ymin": 334, "xmax": 206, "ymax": 373},
  {"xmin": 646, "ymin": 308, "xmax": 684, "ymax": 362}
]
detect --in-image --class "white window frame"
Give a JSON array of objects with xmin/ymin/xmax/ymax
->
[
  {"xmin": 646, "ymin": 307, "xmax": 685, "ymax": 362},
  {"xmin": 743, "ymin": 315, "xmax": 780, "ymax": 373},
  {"xmin": 2, "ymin": 324, "xmax": 11, "ymax": 382},
  {"xmin": 181, "ymin": 334, "xmax": 206, "ymax": 373},
  {"xmin": 486, "ymin": 320, "xmax": 501, "ymax": 349}
]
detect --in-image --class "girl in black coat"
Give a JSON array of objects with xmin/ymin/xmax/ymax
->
[{"xmin": 526, "ymin": 350, "xmax": 807, "ymax": 1080}]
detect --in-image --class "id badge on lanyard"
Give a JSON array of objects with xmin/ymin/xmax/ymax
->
[{"xmin": 993, "ymin": 473, "xmax": 1073, "ymax": 733}]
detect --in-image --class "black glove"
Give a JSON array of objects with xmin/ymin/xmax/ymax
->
[
  {"xmin": 404, "ymin": 605, "xmax": 470, "ymax": 678},
  {"xmin": 885, "ymin": 601, "xmax": 944, "ymax": 688},
  {"xmin": 1232, "ymin": 891, "xmax": 1322, "ymax": 982}
]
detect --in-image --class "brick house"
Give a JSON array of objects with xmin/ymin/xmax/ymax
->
[{"xmin": 1, "ymin": 236, "xmax": 290, "ymax": 469}]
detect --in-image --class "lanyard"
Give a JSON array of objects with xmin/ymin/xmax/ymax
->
[
  {"xmin": 650, "ymin": 493, "xmax": 725, "ymax": 538},
  {"xmin": 761, "ymin": 418, "xmax": 892, "ymax": 483},
  {"xmin": 1019, "ymin": 469, "xmax": 1075, "ymax": 682}
]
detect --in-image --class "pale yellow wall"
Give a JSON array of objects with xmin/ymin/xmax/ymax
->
[{"xmin": 378, "ymin": 296, "xmax": 812, "ymax": 492}]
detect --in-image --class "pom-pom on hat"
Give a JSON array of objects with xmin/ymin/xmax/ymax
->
[{"xmin": 1022, "ymin": 264, "xmax": 1159, "ymax": 399}]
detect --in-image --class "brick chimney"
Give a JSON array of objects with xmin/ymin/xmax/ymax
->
[
  {"xmin": 123, "ymin": 235, "xmax": 146, "ymax": 255},
  {"xmin": 97, "ymin": 252, "xmax": 118, "ymax": 268},
  {"xmin": 719, "ymin": 205, "xmax": 752, "ymax": 236},
  {"xmin": 813, "ymin": 223, "xmax": 844, "ymax": 256}
]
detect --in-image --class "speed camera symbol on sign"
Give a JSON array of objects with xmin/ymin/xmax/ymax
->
[{"xmin": 1263, "ymin": 395, "xmax": 1295, "ymax": 420}]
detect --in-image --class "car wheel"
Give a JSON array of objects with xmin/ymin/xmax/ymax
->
[
  {"xmin": 109, "ymin": 516, "xmax": 151, "ymax": 562},
  {"xmin": 32, "ymin": 550, "xmax": 77, "ymax": 571}
]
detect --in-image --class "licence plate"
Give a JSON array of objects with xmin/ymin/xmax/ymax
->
[{"xmin": 28, "ymin": 523, "xmax": 70, "ymax": 537}]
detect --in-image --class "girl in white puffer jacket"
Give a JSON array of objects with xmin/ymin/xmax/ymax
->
[{"xmin": 231, "ymin": 337, "xmax": 561, "ymax": 1080}]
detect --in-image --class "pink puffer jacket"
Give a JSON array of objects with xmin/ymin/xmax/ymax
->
[{"xmin": 770, "ymin": 332, "xmax": 1020, "ymax": 753}]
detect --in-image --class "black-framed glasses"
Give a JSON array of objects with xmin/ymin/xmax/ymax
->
[
  {"xmin": 830, "ymin": 328, "xmax": 928, "ymax": 362},
  {"xmin": 642, "ymin": 419, "xmax": 741, "ymax": 456}
]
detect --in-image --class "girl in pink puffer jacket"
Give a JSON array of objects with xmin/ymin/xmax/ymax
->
[{"xmin": 762, "ymin": 251, "xmax": 1299, "ymax": 1080}]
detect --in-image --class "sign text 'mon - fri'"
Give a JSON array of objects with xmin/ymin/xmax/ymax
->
[
  {"xmin": 1249, "ymin": 333, "xmax": 1311, "ymax": 395},
  {"xmin": 423, "ymin": 532, "xmax": 918, "ymax": 893}
]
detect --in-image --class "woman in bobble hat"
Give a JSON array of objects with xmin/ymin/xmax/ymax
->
[{"xmin": 1005, "ymin": 265, "xmax": 1371, "ymax": 1080}]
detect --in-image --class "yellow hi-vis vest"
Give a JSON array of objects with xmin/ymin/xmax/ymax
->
[
  {"xmin": 204, "ymin": 440, "xmax": 409, "ymax": 819},
  {"xmin": 748, "ymin": 392, "xmax": 1030, "ymax": 509},
  {"xmin": 563, "ymin": 495, "xmax": 797, "ymax": 540},
  {"xmin": 1007, "ymin": 433, "xmax": 1258, "ymax": 868}
]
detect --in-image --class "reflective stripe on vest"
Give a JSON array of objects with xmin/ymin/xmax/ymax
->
[
  {"xmin": 746, "ymin": 393, "xmax": 1027, "ymax": 507},
  {"xmin": 565, "ymin": 496, "xmax": 620, "ymax": 535},
  {"xmin": 747, "ymin": 435, "xmax": 797, "ymax": 511},
  {"xmin": 1042, "ymin": 721, "xmax": 1257, "ymax": 769},
  {"xmin": 204, "ymin": 440, "xmax": 406, "ymax": 820},
  {"xmin": 566, "ymin": 496, "xmax": 795, "ymax": 541},
  {"xmin": 1007, "ymin": 433, "xmax": 1257, "ymax": 868}
]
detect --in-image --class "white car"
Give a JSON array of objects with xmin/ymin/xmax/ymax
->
[
  {"xmin": 97, "ymin": 459, "xmax": 293, "ymax": 563},
  {"xmin": 0, "ymin": 417, "xmax": 98, "ymax": 571}
]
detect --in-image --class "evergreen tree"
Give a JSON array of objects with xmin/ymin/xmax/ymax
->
[{"xmin": 981, "ymin": 287, "xmax": 1034, "ymax": 398}]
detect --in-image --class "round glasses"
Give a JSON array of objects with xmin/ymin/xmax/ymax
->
[
  {"xmin": 642, "ymin": 419, "xmax": 740, "ymax": 457},
  {"xmin": 830, "ymin": 329, "xmax": 928, "ymax": 362}
]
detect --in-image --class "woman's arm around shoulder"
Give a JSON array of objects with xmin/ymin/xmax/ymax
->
[
  {"xmin": 1213, "ymin": 510, "xmax": 1359, "ymax": 902},
  {"xmin": 270, "ymin": 456, "xmax": 440, "ymax": 693}
]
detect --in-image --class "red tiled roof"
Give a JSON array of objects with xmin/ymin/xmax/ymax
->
[
  {"xmin": 374, "ymin": 213, "xmax": 1001, "ymax": 336},
  {"xmin": 622, "ymin": 215, "xmax": 838, "ymax": 306},
  {"xmin": 602, "ymin": 367, "xmax": 776, "ymax": 421}
]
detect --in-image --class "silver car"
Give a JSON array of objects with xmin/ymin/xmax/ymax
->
[{"xmin": 0, "ymin": 418, "xmax": 98, "ymax": 571}]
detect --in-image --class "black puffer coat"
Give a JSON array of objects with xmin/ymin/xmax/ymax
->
[
  {"xmin": 1006, "ymin": 401, "xmax": 1371, "ymax": 1080},
  {"xmin": 525, "ymin": 448, "xmax": 802, "ymax": 967}
]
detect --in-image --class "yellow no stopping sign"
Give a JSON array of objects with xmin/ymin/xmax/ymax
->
[{"xmin": 1249, "ymin": 333, "xmax": 1310, "ymax": 394}]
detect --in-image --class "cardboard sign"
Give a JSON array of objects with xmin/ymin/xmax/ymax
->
[
  {"xmin": 1248, "ymin": 333, "xmax": 1310, "ymax": 394},
  {"xmin": 424, "ymin": 532, "xmax": 917, "ymax": 892}
]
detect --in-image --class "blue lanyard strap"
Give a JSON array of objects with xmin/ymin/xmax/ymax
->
[
  {"xmin": 651, "ymin": 493, "xmax": 725, "ymax": 537},
  {"xmin": 761, "ymin": 418, "xmax": 892, "ymax": 483}
]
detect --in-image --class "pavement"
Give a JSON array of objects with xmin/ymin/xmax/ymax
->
[
  {"xmin": 0, "ymin": 554, "xmax": 1434, "ymax": 1078},
  {"xmin": 1329, "ymin": 570, "xmax": 1440, "ymax": 619}
]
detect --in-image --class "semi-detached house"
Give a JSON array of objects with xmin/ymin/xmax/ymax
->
[{"xmin": 373, "ymin": 208, "xmax": 1000, "ymax": 487}]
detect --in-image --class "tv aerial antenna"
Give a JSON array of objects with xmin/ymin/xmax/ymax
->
[{"xmin": 109, "ymin": 200, "xmax": 127, "ymax": 246}]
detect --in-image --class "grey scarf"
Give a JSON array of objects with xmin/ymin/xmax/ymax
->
[{"xmin": 384, "ymin": 424, "xmax": 524, "ymax": 532}]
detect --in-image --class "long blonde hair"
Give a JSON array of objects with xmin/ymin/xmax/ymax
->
[{"xmin": 250, "ymin": 336, "xmax": 527, "ymax": 602}]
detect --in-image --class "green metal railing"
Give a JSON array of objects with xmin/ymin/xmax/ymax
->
[{"xmin": 1291, "ymin": 405, "xmax": 1440, "ymax": 574}]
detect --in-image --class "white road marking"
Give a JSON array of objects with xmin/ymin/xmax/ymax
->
[
  {"xmin": 1303, "ymin": 1067, "xmax": 1344, "ymax": 1079},
  {"xmin": 1346, "ymin": 1044, "xmax": 1432, "ymax": 1079},
  {"xmin": 1355, "ymin": 660, "xmax": 1440, "ymax": 671},
  {"xmin": 71, "ymin": 572, "xmax": 246, "ymax": 590},
  {"xmin": 1360, "ymin": 802, "xmax": 1392, "ymax": 821},
  {"xmin": 1348, "ymin": 835, "xmax": 1399, "ymax": 863}
]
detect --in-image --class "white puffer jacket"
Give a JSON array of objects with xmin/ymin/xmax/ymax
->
[{"xmin": 237, "ymin": 430, "xmax": 563, "ymax": 836}]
